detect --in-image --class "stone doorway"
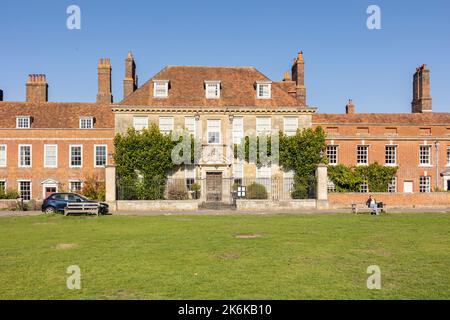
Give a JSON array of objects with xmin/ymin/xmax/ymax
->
[{"xmin": 206, "ymin": 172, "xmax": 223, "ymax": 202}]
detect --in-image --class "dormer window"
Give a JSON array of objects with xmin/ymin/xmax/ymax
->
[
  {"xmin": 153, "ymin": 80, "xmax": 169, "ymax": 98},
  {"xmin": 16, "ymin": 116, "xmax": 31, "ymax": 129},
  {"xmin": 256, "ymin": 81, "xmax": 272, "ymax": 99},
  {"xmin": 80, "ymin": 117, "xmax": 94, "ymax": 129},
  {"xmin": 205, "ymin": 81, "xmax": 221, "ymax": 99}
]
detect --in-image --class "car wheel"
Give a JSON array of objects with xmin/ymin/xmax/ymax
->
[{"xmin": 45, "ymin": 206, "xmax": 57, "ymax": 214}]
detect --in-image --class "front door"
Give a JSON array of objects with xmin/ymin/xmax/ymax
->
[
  {"xmin": 447, "ymin": 179, "xmax": 450, "ymax": 191},
  {"xmin": 404, "ymin": 181, "xmax": 413, "ymax": 193},
  {"xmin": 206, "ymin": 172, "xmax": 222, "ymax": 202}
]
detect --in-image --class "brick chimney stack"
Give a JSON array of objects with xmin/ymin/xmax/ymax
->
[
  {"xmin": 26, "ymin": 74, "xmax": 48, "ymax": 103},
  {"xmin": 412, "ymin": 64, "xmax": 432, "ymax": 113},
  {"xmin": 291, "ymin": 51, "xmax": 307, "ymax": 106},
  {"xmin": 97, "ymin": 58, "xmax": 113, "ymax": 104},
  {"xmin": 346, "ymin": 99, "xmax": 355, "ymax": 114},
  {"xmin": 123, "ymin": 51, "xmax": 138, "ymax": 99}
]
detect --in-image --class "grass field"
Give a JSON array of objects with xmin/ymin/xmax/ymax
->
[{"xmin": 0, "ymin": 213, "xmax": 449, "ymax": 300}]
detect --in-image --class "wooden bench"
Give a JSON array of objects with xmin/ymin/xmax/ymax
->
[
  {"xmin": 64, "ymin": 202, "xmax": 99, "ymax": 216},
  {"xmin": 351, "ymin": 202, "xmax": 387, "ymax": 215}
]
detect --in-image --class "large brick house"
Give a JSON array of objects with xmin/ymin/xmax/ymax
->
[{"xmin": 0, "ymin": 51, "xmax": 449, "ymax": 203}]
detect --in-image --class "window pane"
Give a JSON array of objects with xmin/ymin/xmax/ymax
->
[
  {"xmin": 256, "ymin": 118, "xmax": 271, "ymax": 135},
  {"xmin": 0, "ymin": 145, "xmax": 6, "ymax": 167},
  {"xmin": 357, "ymin": 145, "xmax": 369, "ymax": 165},
  {"xmin": 284, "ymin": 117, "xmax": 298, "ymax": 136},
  {"xmin": 207, "ymin": 120, "xmax": 221, "ymax": 144},
  {"xmin": 19, "ymin": 181, "xmax": 31, "ymax": 200},
  {"xmin": 233, "ymin": 117, "xmax": 244, "ymax": 144},
  {"xmin": 385, "ymin": 145, "xmax": 397, "ymax": 164},
  {"xmin": 80, "ymin": 118, "xmax": 93, "ymax": 129},
  {"xmin": 133, "ymin": 117, "xmax": 148, "ymax": 131},
  {"xmin": 70, "ymin": 181, "xmax": 82, "ymax": 193},
  {"xmin": 95, "ymin": 145, "xmax": 107, "ymax": 166},
  {"xmin": 19, "ymin": 145, "xmax": 31, "ymax": 167},
  {"xmin": 159, "ymin": 117, "xmax": 174, "ymax": 134},
  {"xmin": 420, "ymin": 176, "xmax": 431, "ymax": 193},
  {"xmin": 44, "ymin": 145, "xmax": 57, "ymax": 168},
  {"xmin": 70, "ymin": 146, "xmax": 82, "ymax": 167},
  {"xmin": 185, "ymin": 117, "xmax": 196, "ymax": 136},
  {"xmin": 327, "ymin": 145, "xmax": 338, "ymax": 165},
  {"xmin": 419, "ymin": 146, "xmax": 431, "ymax": 165}
]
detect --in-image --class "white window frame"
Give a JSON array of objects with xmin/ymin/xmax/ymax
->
[
  {"xmin": 0, "ymin": 145, "xmax": 7, "ymax": 168},
  {"xmin": 419, "ymin": 145, "xmax": 432, "ymax": 166},
  {"xmin": 283, "ymin": 117, "xmax": 299, "ymax": 136},
  {"xmin": 232, "ymin": 117, "xmax": 244, "ymax": 144},
  {"xmin": 94, "ymin": 145, "xmax": 108, "ymax": 168},
  {"xmin": 388, "ymin": 177, "xmax": 397, "ymax": 193},
  {"xmin": 44, "ymin": 144, "xmax": 58, "ymax": 168},
  {"xmin": 233, "ymin": 163, "xmax": 244, "ymax": 180},
  {"xmin": 357, "ymin": 145, "xmax": 369, "ymax": 166},
  {"xmin": 256, "ymin": 117, "xmax": 272, "ymax": 135},
  {"xmin": 16, "ymin": 116, "xmax": 31, "ymax": 129},
  {"xmin": 185, "ymin": 117, "xmax": 196, "ymax": 136},
  {"xmin": 359, "ymin": 181, "xmax": 369, "ymax": 193},
  {"xmin": 256, "ymin": 81, "xmax": 272, "ymax": 99},
  {"xmin": 446, "ymin": 146, "xmax": 450, "ymax": 166},
  {"xmin": 69, "ymin": 145, "xmax": 83, "ymax": 168},
  {"xmin": 17, "ymin": 180, "xmax": 32, "ymax": 201},
  {"xmin": 419, "ymin": 176, "xmax": 431, "ymax": 193},
  {"xmin": 79, "ymin": 117, "xmax": 94, "ymax": 129},
  {"xmin": 159, "ymin": 116, "xmax": 174, "ymax": 134},
  {"xmin": 205, "ymin": 81, "xmax": 221, "ymax": 99},
  {"xmin": 327, "ymin": 145, "xmax": 339, "ymax": 166},
  {"xmin": 385, "ymin": 145, "xmax": 397, "ymax": 166},
  {"xmin": 153, "ymin": 80, "xmax": 169, "ymax": 98},
  {"xmin": 207, "ymin": 119, "xmax": 221, "ymax": 145},
  {"xmin": 0, "ymin": 180, "xmax": 6, "ymax": 193},
  {"xmin": 69, "ymin": 180, "xmax": 83, "ymax": 193},
  {"xmin": 133, "ymin": 116, "xmax": 149, "ymax": 131},
  {"xmin": 18, "ymin": 144, "xmax": 32, "ymax": 168}
]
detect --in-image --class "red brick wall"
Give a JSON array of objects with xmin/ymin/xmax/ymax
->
[
  {"xmin": 0, "ymin": 129, "xmax": 114, "ymax": 200},
  {"xmin": 329, "ymin": 192, "xmax": 450, "ymax": 208},
  {"xmin": 313, "ymin": 123, "xmax": 450, "ymax": 193}
]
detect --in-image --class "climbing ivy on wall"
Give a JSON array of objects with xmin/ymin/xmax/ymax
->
[{"xmin": 328, "ymin": 163, "xmax": 398, "ymax": 193}]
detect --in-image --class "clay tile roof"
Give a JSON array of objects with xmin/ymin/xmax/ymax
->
[
  {"xmin": 312, "ymin": 113, "xmax": 450, "ymax": 125},
  {"xmin": 119, "ymin": 66, "xmax": 305, "ymax": 108},
  {"xmin": 0, "ymin": 102, "xmax": 114, "ymax": 128}
]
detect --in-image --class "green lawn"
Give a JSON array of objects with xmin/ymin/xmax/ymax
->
[{"xmin": 0, "ymin": 213, "xmax": 449, "ymax": 300}]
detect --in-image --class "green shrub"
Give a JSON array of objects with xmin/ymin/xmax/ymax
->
[
  {"xmin": 81, "ymin": 176, "xmax": 106, "ymax": 201},
  {"xmin": 167, "ymin": 183, "xmax": 189, "ymax": 200},
  {"xmin": 0, "ymin": 189, "xmax": 20, "ymax": 200},
  {"xmin": 246, "ymin": 183, "xmax": 268, "ymax": 200}
]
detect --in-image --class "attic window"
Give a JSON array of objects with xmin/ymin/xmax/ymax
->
[
  {"xmin": 80, "ymin": 117, "xmax": 94, "ymax": 129},
  {"xmin": 205, "ymin": 81, "xmax": 221, "ymax": 99},
  {"xmin": 256, "ymin": 81, "xmax": 272, "ymax": 99},
  {"xmin": 153, "ymin": 80, "xmax": 169, "ymax": 98},
  {"xmin": 16, "ymin": 116, "xmax": 31, "ymax": 129}
]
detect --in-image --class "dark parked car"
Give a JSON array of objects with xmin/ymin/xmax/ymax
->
[{"xmin": 42, "ymin": 193, "xmax": 109, "ymax": 215}]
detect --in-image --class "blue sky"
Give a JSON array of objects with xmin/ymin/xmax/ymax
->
[{"xmin": 1, "ymin": 0, "xmax": 449, "ymax": 113}]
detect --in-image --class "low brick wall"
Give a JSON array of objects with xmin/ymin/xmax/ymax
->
[
  {"xmin": 0, "ymin": 200, "xmax": 17, "ymax": 210},
  {"xmin": 236, "ymin": 199, "xmax": 318, "ymax": 211},
  {"xmin": 111, "ymin": 200, "xmax": 198, "ymax": 212},
  {"xmin": 329, "ymin": 193, "xmax": 450, "ymax": 209}
]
